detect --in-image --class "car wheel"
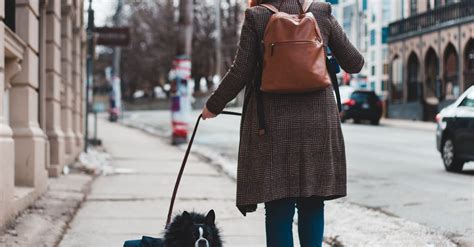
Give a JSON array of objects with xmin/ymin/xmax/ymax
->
[
  {"xmin": 442, "ymin": 138, "xmax": 464, "ymax": 172},
  {"xmin": 370, "ymin": 119, "xmax": 380, "ymax": 125},
  {"xmin": 354, "ymin": 118, "xmax": 361, "ymax": 124}
]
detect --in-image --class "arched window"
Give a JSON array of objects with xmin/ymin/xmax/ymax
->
[
  {"xmin": 465, "ymin": 39, "xmax": 474, "ymax": 90},
  {"xmin": 424, "ymin": 48, "xmax": 440, "ymax": 101},
  {"xmin": 390, "ymin": 56, "xmax": 403, "ymax": 102},
  {"xmin": 407, "ymin": 52, "xmax": 420, "ymax": 102},
  {"xmin": 443, "ymin": 44, "xmax": 459, "ymax": 100}
]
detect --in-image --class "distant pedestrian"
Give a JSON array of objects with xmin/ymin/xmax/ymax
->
[{"xmin": 202, "ymin": 0, "xmax": 364, "ymax": 246}]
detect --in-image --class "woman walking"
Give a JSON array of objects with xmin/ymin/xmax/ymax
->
[{"xmin": 202, "ymin": 0, "xmax": 364, "ymax": 246}]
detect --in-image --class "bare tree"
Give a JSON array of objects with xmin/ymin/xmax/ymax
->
[{"xmin": 120, "ymin": 0, "xmax": 244, "ymax": 98}]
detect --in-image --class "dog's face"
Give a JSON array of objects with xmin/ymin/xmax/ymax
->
[
  {"xmin": 182, "ymin": 210, "xmax": 216, "ymax": 247},
  {"xmin": 164, "ymin": 210, "xmax": 222, "ymax": 247}
]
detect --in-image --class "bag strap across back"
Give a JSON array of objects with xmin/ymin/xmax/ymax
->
[{"xmin": 261, "ymin": 0, "xmax": 313, "ymax": 14}]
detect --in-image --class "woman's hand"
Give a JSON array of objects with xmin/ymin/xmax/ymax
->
[{"xmin": 201, "ymin": 106, "xmax": 217, "ymax": 120}]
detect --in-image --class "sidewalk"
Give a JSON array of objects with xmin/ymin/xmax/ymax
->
[{"xmin": 59, "ymin": 118, "xmax": 275, "ymax": 247}]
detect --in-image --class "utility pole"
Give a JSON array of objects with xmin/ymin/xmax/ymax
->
[
  {"xmin": 215, "ymin": 0, "xmax": 222, "ymax": 81},
  {"xmin": 170, "ymin": 0, "xmax": 194, "ymax": 145},
  {"xmin": 110, "ymin": 0, "xmax": 123, "ymax": 121},
  {"xmin": 112, "ymin": 0, "xmax": 123, "ymax": 78},
  {"xmin": 85, "ymin": 0, "xmax": 94, "ymax": 152}
]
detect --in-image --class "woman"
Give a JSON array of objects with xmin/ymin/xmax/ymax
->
[{"xmin": 202, "ymin": 0, "xmax": 364, "ymax": 246}]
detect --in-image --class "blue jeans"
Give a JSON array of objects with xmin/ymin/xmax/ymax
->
[{"xmin": 265, "ymin": 197, "xmax": 324, "ymax": 247}]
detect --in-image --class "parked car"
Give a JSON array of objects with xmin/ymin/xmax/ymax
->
[
  {"xmin": 436, "ymin": 86, "xmax": 474, "ymax": 172},
  {"xmin": 341, "ymin": 90, "xmax": 383, "ymax": 125}
]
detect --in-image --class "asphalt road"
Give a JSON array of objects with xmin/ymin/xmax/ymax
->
[{"xmin": 124, "ymin": 109, "xmax": 474, "ymax": 242}]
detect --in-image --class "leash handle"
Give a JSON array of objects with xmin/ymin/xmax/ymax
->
[{"xmin": 165, "ymin": 111, "xmax": 242, "ymax": 229}]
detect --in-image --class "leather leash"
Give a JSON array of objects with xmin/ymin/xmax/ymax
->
[{"xmin": 165, "ymin": 110, "xmax": 242, "ymax": 229}]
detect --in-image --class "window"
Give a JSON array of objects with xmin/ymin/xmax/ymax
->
[
  {"xmin": 5, "ymin": 0, "xmax": 16, "ymax": 32},
  {"xmin": 370, "ymin": 30, "xmax": 376, "ymax": 46},
  {"xmin": 382, "ymin": 80, "xmax": 387, "ymax": 91},
  {"xmin": 326, "ymin": 0, "xmax": 339, "ymax": 4},
  {"xmin": 362, "ymin": 0, "xmax": 367, "ymax": 11},
  {"xmin": 382, "ymin": 48, "xmax": 389, "ymax": 61},
  {"xmin": 383, "ymin": 64, "xmax": 389, "ymax": 74},
  {"xmin": 381, "ymin": 27, "xmax": 389, "ymax": 44},
  {"xmin": 410, "ymin": 0, "xmax": 417, "ymax": 16},
  {"xmin": 459, "ymin": 93, "xmax": 474, "ymax": 107},
  {"xmin": 343, "ymin": 6, "xmax": 353, "ymax": 38},
  {"xmin": 382, "ymin": 0, "xmax": 391, "ymax": 21},
  {"xmin": 371, "ymin": 66, "xmax": 376, "ymax": 75},
  {"xmin": 371, "ymin": 82, "xmax": 376, "ymax": 91},
  {"xmin": 391, "ymin": 57, "xmax": 404, "ymax": 102}
]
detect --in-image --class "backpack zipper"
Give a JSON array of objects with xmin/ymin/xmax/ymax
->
[{"xmin": 269, "ymin": 40, "xmax": 319, "ymax": 56}]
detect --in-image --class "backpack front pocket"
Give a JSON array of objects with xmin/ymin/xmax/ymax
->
[{"xmin": 262, "ymin": 39, "xmax": 329, "ymax": 93}]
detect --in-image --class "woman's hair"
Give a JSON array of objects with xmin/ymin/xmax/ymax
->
[{"xmin": 249, "ymin": 0, "xmax": 266, "ymax": 7}]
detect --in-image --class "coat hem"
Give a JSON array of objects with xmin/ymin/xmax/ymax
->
[{"xmin": 236, "ymin": 193, "xmax": 346, "ymax": 216}]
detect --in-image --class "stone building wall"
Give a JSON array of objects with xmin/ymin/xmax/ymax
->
[
  {"xmin": 0, "ymin": 0, "xmax": 85, "ymax": 230},
  {"xmin": 387, "ymin": 0, "xmax": 474, "ymax": 121}
]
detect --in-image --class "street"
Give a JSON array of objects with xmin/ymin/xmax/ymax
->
[{"xmin": 124, "ymin": 109, "xmax": 474, "ymax": 243}]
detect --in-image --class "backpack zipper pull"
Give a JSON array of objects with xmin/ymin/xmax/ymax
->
[{"xmin": 270, "ymin": 43, "xmax": 275, "ymax": 56}]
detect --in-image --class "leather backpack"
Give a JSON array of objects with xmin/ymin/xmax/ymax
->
[
  {"xmin": 254, "ymin": 0, "xmax": 340, "ymax": 135},
  {"xmin": 260, "ymin": 0, "xmax": 331, "ymax": 93}
]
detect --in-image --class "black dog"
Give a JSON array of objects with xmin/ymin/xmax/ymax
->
[
  {"xmin": 164, "ymin": 210, "xmax": 222, "ymax": 247},
  {"xmin": 124, "ymin": 210, "xmax": 222, "ymax": 247}
]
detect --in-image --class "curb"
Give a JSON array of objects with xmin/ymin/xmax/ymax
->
[{"xmin": 379, "ymin": 118, "xmax": 437, "ymax": 132}]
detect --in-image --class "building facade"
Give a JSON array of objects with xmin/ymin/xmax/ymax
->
[
  {"xmin": 387, "ymin": 0, "xmax": 474, "ymax": 121},
  {"xmin": 0, "ymin": 0, "xmax": 85, "ymax": 230},
  {"xmin": 329, "ymin": 0, "xmax": 404, "ymax": 97}
]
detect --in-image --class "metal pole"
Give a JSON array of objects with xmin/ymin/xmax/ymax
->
[
  {"xmin": 112, "ymin": 0, "xmax": 123, "ymax": 78},
  {"xmin": 215, "ymin": 0, "xmax": 222, "ymax": 80},
  {"xmin": 85, "ymin": 0, "xmax": 94, "ymax": 153},
  {"xmin": 94, "ymin": 111, "xmax": 98, "ymax": 141},
  {"xmin": 112, "ymin": 0, "xmax": 123, "ymax": 121},
  {"xmin": 171, "ymin": 0, "xmax": 194, "ymax": 145}
]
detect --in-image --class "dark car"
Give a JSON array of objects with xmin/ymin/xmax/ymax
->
[
  {"xmin": 341, "ymin": 90, "xmax": 383, "ymax": 125},
  {"xmin": 436, "ymin": 86, "xmax": 474, "ymax": 172}
]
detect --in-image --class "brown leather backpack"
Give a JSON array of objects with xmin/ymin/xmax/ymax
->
[{"xmin": 260, "ymin": 0, "xmax": 331, "ymax": 93}]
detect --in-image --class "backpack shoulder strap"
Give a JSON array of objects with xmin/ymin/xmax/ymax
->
[{"xmin": 260, "ymin": 3, "xmax": 280, "ymax": 13}]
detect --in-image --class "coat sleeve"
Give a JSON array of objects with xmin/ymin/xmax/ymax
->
[
  {"xmin": 327, "ymin": 10, "xmax": 365, "ymax": 73},
  {"xmin": 205, "ymin": 8, "xmax": 258, "ymax": 115}
]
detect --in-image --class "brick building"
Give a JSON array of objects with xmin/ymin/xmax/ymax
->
[
  {"xmin": 387, "ymin": 0, "xmax": 474, "ymax": 121},
  {"xmin": 0, "ymin": 0, "xmax": 85, "ymax": 229}
]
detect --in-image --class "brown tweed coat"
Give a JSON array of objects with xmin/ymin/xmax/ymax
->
[{"xmin": 206, "ymin": 0, "xmax": 364, "ymax": 215}]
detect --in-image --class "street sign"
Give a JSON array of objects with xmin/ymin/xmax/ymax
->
[{"xmin": 95, "ymin": 27, "xmax": 130, "ymax": 47}]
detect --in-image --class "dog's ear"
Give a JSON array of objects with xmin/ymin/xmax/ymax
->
[
  {"xmin": 205, "ymin": 209, "xmax": 216, "ymax": 226},
  {"xmin": 182, "ymin": 211, "xmax": 192, "ymax": 225}
]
